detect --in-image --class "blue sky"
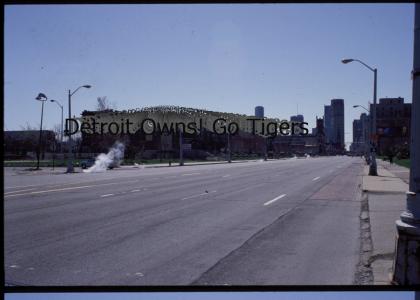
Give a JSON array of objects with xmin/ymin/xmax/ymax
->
[
  {"xmin": 4, "ymin": 292, "xmax": 415, "ymax": 300},
  {"xmin": 4, "ymin": 4, "xmax": 414, "ymax": 146}
]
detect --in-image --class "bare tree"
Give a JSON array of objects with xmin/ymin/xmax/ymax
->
[
  {"xmin": 19, "ymin": 122, "xmax": 39, "ymax": 131},
  {"xmin": 52, "ymin": 123, "xmax": 61, "ymax": 137},
  {"xmin": 96, "ymin": 96, "xmax": 116, "ymax": 111}
]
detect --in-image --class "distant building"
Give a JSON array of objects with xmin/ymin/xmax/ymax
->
[
  {"xmin": 360, "ymin": 113, "xmax": 370, "ymax": 145},
  {"xmin": 290, "ymin": 114, "xmax": 304, "ymax": 123},
  {"xmin": 323, "ymin": 100, "xmax": 344, "ymax": 154},
  {"xmin": 353, "ymin": 119, "xmax": 363, "ymax": 143},
  {"xmin": 350, "ymin": 117, "xmax": 365, "ymax": 155},
  {"xmin": 255, "ymin": 106, "xmax": 264, "ymax": 118},
  {"xmin": 331, "ymin": 99, "xmax": 345, "ymax": 153},
  {"xmin": 324, "ymin": 105, "xmax": 332, "ymax": 144},
  {"xmin": 370, "ymin": 97, "xmax": 411, "ymax": 156},
  {"xmin": 273, "ymin": 116, "xmax": 326, "ymax": 156}
]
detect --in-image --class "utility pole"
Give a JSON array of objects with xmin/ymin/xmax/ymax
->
[
  {"xmin": 35, "ymin": 93, "xmax": 48, "ymax": 170},
  {"xmin": 264, "ymin": 137, "xmax": 268, "ymax": 161},
  {"xmin": 66, "ymin": 85, "xmax": 91, "ymax": 173},
  {"xmin": 227, "ymin": 132, "xmax": 231, "ymax": 163},
  {"xmin": 342, "ymin": 58, "xmax": 378, "ymax": 175},
  {"xmin": 67, "ymin": 89, "xmax": 74, "ymax": 173},
  {"xmin": 369, "ymin": 68, "xmax": 378, "ymax": 175},
  {"xmin": 393, "ymin": 3, "xmax": 420, "ymax": 284},
  {"xmin": 179, "ymin": 128, "xmax": 184, "ymax": 166}
]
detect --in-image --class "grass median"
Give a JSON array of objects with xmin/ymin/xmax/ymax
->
[{"xmin": 379, "ymin": 156, "xmax": 410, "ymax": 168}]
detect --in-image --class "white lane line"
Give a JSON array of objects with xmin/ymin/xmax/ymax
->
[
  {"xmin": 101, "ymin": 194, "xmax": 114, "ymax": 198},
  {"xmin": 222, "ymin": 174, "xmax": 231, "ymax": 178},
  {"xmin": 4, "ymin": 188, "xmax": 37, "ymax": 195},
  {"xmin": 182, "ymin": 190, "xmax": 217, "ymax": 200},
  {"xmin": 182, "ymin": 173, "xmax": 201, "ymax": 176},
  {"xmin": 312, "ymin": 176, "xmax": 320, "ymax": 181},
  {"xmin": 5, "ymin": 185, "xmax": 97, "ymax": 198},
  {"xmin": 5, "ymin": 184, "xmax": 42, "ymax": 190},
  {"xmin": 234, "ymin": 183, "xmax": 266, "ymax": 194},
  {"xmin": 4, "ymin": 180, "xmax": 139, "ymax": 198},
  {"xmin": 131, "ymin": 189, "xmax": 141, "ymax": 192},
  {"xmin": 264, "ymin": 194, "xmax": 286, "ymax": 206}
]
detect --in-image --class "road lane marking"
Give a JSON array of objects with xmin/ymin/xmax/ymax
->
[
  {"xmin": 4, "ymin": 188, "xmax": 37, "ymax": 195},
  {"xmin": 101, "ymin": 194, "xmax": 114, "ymax": 198},
  {"xmin": 131, "ymin": 189, "xmax": 141, "ymax": 192},
  {"xmin": 312, "ymin": 176, "xmax": 320, "ymax": 181},
  {"xmin": 234, "ymin": 183, "xmax": 266, "ymax": 194},
  {"xmin": 222, "ymin": 174, "xmax": 231, "ymax": 178},
  {"xmin": 5, "ymin": 184, "xmax": 43, "ymax": 189},
  {"xmin": 264, "ymin": 194, "xmax": 286, "ymax": 206},
  {"xmin": 182, "ymin": 173, "xmax": 201, "ymax": 176},
  {"xmin": 182, "ymin": 190, "xmax": 217, "ymax": 200},
  {"xmin": 5, "ymin": 185, "xmax": 97, "ymax": 198},
  {"xmin": 4, "ymin": 180, "xmax": 139, "ymax": 198}
]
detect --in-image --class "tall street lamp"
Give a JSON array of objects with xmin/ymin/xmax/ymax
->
[
  {"xmin": 393, "ymin": 3, "xmax": 420, "ymax": 284},
  {"xmin": 66, "ymin": 85, "xmax": 91, "ymax": 173},
  {"xmin": 50, "ymin": 99, "xmax": 64, "ymax": 151},
  {"xmin": 342, "ymin": 58, "xmax": 378, "ymax": 176},
  {"xmin": 35, "ymin": 93, "xmax": 48, "ymax": 170}
]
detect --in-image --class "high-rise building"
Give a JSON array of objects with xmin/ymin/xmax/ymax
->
[
  {"xmin": 353, "ymin": 119, "xmax": 363, "ymax": 143},
  {"xmin": 350, "ymin": 114, "xmax": 367, "ymax": 155},
  {"xmin": 290, "ymin": 114, "xmax": 304, "ymax": 123},
  {"xmin": 255, "ymin": 106, "xmax": 264, "ymax": 118},
  {"xmin": 360, "ymin": 112, "xmax": 370, "ymax": 144},
  {"xmin": 323, "ymin": 105, "xmax": 332, "ymax": 144},
  {"xmin": 331, "ymin": 99, "xmax": 345, "ymax": 151}
]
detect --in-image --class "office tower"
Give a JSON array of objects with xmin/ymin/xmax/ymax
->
[
  {"xmin": 331, "ymin": 99, "xmax": 345, "ymax": 150},
  {"xmin": 255, "ymin": 106, "xmax": 264, "ymax": 118}
]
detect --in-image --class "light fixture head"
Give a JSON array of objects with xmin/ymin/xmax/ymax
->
[
  {"xmin": 36, "ymin": 93, "xmax": 47, "ymax": 101},
  {"xmin": 342, "ymin": 59, "xmax": 354, "ymax": 64}
]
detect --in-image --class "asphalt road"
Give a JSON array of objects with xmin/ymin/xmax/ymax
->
[{"xmin": 4, "ymin": 156, "xmax": 363, "ymax": 285}]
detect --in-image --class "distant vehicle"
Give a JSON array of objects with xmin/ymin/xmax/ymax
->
[{"xmin": 81, "ymin": 158, "xmax": 95, "ymax": 169}]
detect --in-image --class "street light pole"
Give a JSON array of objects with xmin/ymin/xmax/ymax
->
[
  {"xmin": 179, "ymin": 127, "xmax": 184, "ymax": 166},
  {"xmin": 35, "ymin": 93, "xmax": 48, "ymax": 170},
  {"xmin": 393, "ymin": 3, "xmax": 420, "ymax": 284},
  {"xmin": 50, "ymin": 99, "xmax": 64, "ymax": 151},
  {"xmin": 227, "ymin": 132, "xmax": 231, "ymax": 163},
  {"xmin": 370, "ymin": 68, "xmax": 378, "ymax": 176},
  {"xmin": 67, "ymin": 89, "xmax": 74, "ymax": 173},
  {"xmin": 342, "ymin": 58, "xmax": 378, "ymax": 176},
  {"xmin": 66, "ymin": 85, "xmax": 91, "ymax": 173}
]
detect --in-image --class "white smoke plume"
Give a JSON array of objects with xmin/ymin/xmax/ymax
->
[{"xmin": 84, "ymin": 142, "xmax": 125, "ymax": 173}]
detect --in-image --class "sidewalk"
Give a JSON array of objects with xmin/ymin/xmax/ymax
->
[{"xmin": 361, "ymin": 161, "xmax": 408, "ymax": 284}]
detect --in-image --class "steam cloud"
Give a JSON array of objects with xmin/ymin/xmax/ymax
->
[{"xmin": 84, "ymin": 142, "xmax": 125, "ymax": 173}]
